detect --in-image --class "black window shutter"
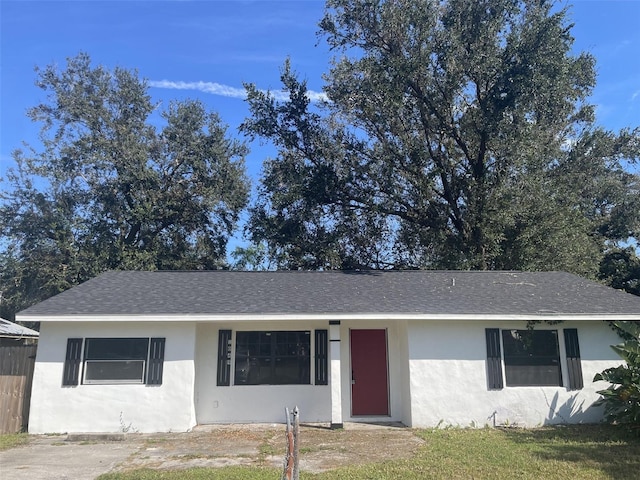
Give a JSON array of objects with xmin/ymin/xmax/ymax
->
[
  {"xmin": 147, "ymin": 337, "xmax": 165, "ymax": 385},
  {"xmin": 564, "ymin": 329, "xmax": 583, "ymax": 390},
  {"xmin": 315, "ymin": 329, "xmax": 328, "ymax": 385},
  {"xmin": 63, "ymin": 338, "xmax": 83, "ymax": 386},
  {"xmin": 217, "ymin": 330, "xmax": 232, "ymax": 386},
  {"xmin": 485, "ymin": 329, "xmax": 504, "ymax": 390}
]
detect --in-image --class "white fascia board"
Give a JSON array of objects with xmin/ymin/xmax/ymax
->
[{"xmin": 16, "ymin": 313, "xmax": 640, "ymax": 323}]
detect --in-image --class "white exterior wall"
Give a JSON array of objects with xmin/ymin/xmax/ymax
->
[
  {"xmin": 194, "ymin": 322, "xmax": 331, "ymax": 424},
  {"xmin": 29, "ymin": 316, "xmax": 625, "ymax": 432},
  {"xmin": 29, "ymin": 321, "xmax": 197, "ymax": 434},
  {"xmin": 329, "ymin": 322, "xmax": 343, "ymax": 426},
  {"xmin": 397, "ymin": 320, "xmax": 413, "ymax": 426},
  {"xmin": 406, "ymin": 320, "xmax": 622, "ymax": 428},
  {"xmin": 194, "ymin": 320, "xmax": 411, "ymax": 425}
]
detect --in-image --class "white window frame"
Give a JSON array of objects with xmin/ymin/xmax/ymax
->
[
  {"xmin": 83, "ymin": 359, "xmax": 147, "ymax": 385},
  {"xmin": 82, "ymin": 337, "xmax": 150, "ymax": 385}
]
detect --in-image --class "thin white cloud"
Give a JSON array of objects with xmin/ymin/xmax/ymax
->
[
  {"xmin": 149, "ymin": 80, "xmax": 328, "ymax": 103},
  {"xmin": 149, "ymin": 80, "xmax": 246, "ymax": 99},
  {"xmin": 631, "ymin": 90, "xmax": 640, "ymax": 102}
]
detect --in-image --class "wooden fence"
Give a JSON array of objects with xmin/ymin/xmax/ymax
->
[{"xmin": 0, "ymin": 344, "xmax": 37, "ymax": 433}]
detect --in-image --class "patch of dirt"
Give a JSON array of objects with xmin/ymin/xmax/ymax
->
[{"xmin": 115, "ymin": 423, "xmax": 425, "ymax": 474}]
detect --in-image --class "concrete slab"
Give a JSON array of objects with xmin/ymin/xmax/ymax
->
[{"xmin": 0, "ymin": 435, "xmax": 141, "ymax": 480}]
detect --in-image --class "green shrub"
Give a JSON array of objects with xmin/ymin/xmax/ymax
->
[{"xmin": 593, "ymin": 321, "xmax": 640, "ymax": 431}]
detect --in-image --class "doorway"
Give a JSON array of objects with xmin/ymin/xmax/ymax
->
[{"xmin": 350, "ymin": 329, "xmax": 389, "ymax": 416}]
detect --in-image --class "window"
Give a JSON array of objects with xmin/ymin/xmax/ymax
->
[
  {"xmin": 234, "ymin": 331, "xmax": 310, "ymax": 385},
  {"xmin": 501, "ymin": 330, "xmax": 562, "ymax": 387},
  {"xmin": 84, "ymin": 338, "xmax": 149, "ymax": 384},
  {"xmin": 485, "ymin": 328, "xmax": 583, "ymax": 390},
  {"xmin": 62, "ymin": 337, "xmax": 165, "ymax": 386}
]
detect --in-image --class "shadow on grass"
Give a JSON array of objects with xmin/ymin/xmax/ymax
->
[{"xmin": 497, "ymin": 424, "xmax": 640, "ymax": 478}]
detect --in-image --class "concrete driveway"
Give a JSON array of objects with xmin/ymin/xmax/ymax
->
[{"xmin": 0, "ymin": 434, "xmax": 141, "ymax": 480}]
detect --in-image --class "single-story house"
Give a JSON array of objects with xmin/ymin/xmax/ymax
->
[{"xmin": 17, "ymin": 270, "xmax": 640, "ymax": 434}]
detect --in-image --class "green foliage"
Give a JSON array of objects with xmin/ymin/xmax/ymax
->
[
  {"xmin": 599, "ymin": 248, "xmax": 640, "ymax": 296},
  {"xmin": 242, "ymin": 0, "xmax": 640, "ymax": 273},
  {"xmin": 0, "ymin": 53, "xmax": 249, "ymax": 319},
  {"xmin": 594, "ymin": 321, "xmax": 640, "ymax": 430},
  {"xmin": 230, "ymin": 243, "xmax": 271, "ymax": 271}
]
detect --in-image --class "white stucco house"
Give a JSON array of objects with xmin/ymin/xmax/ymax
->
[{"xmin": 17, "ymin": 270, "xmax": 640, "ymax": 434}]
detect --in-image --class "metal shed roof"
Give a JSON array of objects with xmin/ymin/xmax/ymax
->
[{"xmin": 0, "ymin": 318, "xmax": 39, "ymax": 337}]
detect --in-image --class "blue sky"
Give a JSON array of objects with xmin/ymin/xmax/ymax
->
[
  {"xmin": 0, "ymin": 0, "xmax": 331, "ymax": 182},
  {"xmin": 1, "ymin": 0, "xmax": 639, "ymax": 247}
]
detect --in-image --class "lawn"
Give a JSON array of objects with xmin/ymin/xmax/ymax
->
[{"xmin": 97, "ymin": 425, "xmax": 639, "ymax": 480}]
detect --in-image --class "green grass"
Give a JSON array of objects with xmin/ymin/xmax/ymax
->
[
  {"xmin": 93, "ymin": 425, "xmax": 639, "ymax": 480},
  {"xmin": 0, "ymin": 432, "xmax": 29, "ymax": 451},
  {"xmin": 309, "ymin": 425, "xmax": 640, "ymax": 480}
]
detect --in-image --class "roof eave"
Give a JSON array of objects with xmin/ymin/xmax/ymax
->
[
  {"xmin": 0, "ymin": 333, "xmax": 39, "ymax": 338},
  {"xmin": 16, "ymin": 313, "xmax": 640, "ymax": 323}
]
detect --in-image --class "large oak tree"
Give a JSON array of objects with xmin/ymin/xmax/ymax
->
[
  {"xmin": 0, "ymin": 53, "xmax": 250, "ymax": 319},
  {"xmin": 241, "ymin": 0, "xmax": 639, "ymax": 277}
]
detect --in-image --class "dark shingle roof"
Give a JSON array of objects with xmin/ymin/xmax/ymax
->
[{"xmin": 16, "ymin": 270, "xmax": 640, "ymax": 318}]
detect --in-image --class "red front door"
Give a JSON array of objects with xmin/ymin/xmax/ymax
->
[{"xmin": 350, "ymin": 329, "xmax": 389, "ymax": 416}]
